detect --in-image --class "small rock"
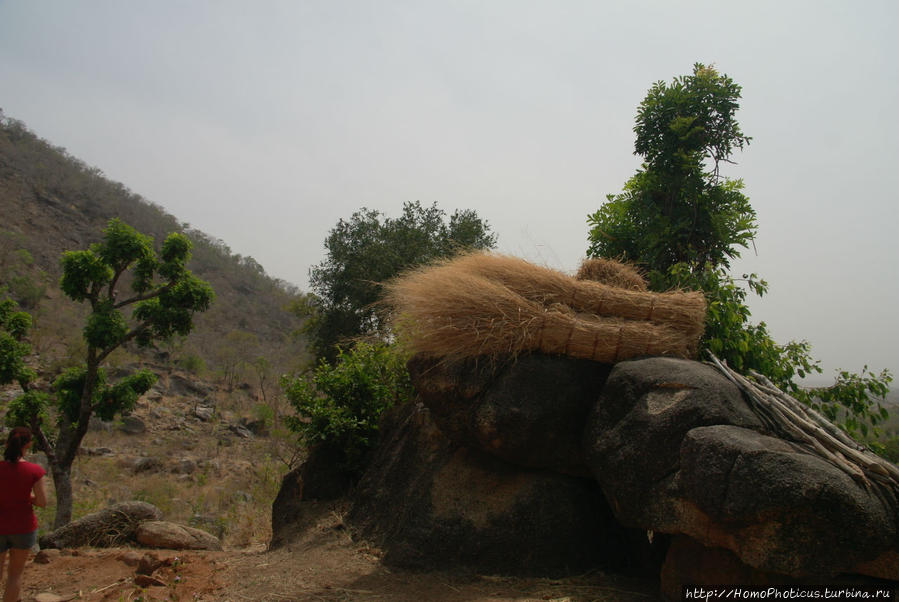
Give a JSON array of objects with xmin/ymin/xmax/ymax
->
[
  {"xmin": 133, "ymin": 457, "xmax": 163, "ymax": 473},
  {"xmin": 171, "ymin": 459, "xmax": 197, "ymax": 474},
  {"xmin": 241, "ymin": 417, "xmax": 269, "ymax": 437},
  {"xmin": 33, "ymin": 549, "xmax": 60, "ymax": 564},
  {"xmin": 116, "ymin": 550, "xmax": 142, "ymax": 567},
  {"xmin": 136, "ymin": 521, "xmax": 223, "ymax": 551},
  {"xmin": 120, "ymin": 416, "xmax": 147, "ymax": 435},
  {"xmin": 137, "ymin": 552, "xmax": 171, "ymax": 575},
  {"xmin": 193, "ymin": 405, "xmax": 215, "ymax": 421},
  {"xmin": 89, "ymin": 417, "xmax": 114, "ymax": 432},
  {"xmin": 34, "ymin": 593, "xmax": 66, "ymax": 602},
  {"xmin": 229, "ymin": 424, "xmax": 253, "ymax": 439},
  {"xmin": 134, "ymin": 574, "xmax": 167, "ymax": 587}
]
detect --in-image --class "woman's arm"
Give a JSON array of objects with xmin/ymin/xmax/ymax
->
[{"xmin": 31, "ymin": 476, "xmax": 47, "ymax": 508}]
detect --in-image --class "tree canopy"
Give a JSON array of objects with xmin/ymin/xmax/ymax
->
[
  {"xmin": 299, "ymin": 201, "xmax": 496, "ymax": 360},
  {"xmin": 588, "ymin": 63, "xmax": 756, "ymax": 284},
  {"xmin": 587, "ymin": 63, "xmax": 891, "ymax": 439}
]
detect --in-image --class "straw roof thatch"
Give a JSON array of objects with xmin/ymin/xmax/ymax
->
[{"xmin": 384, "ymin": 253, "xmax": 706, "ymax": 363}]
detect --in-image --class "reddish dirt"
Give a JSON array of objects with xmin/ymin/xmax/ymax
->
[{"xmin": 18, "ymin": 513, "xmax": 658, "ymax": 601}]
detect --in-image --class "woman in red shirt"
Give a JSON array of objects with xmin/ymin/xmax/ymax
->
[{"xmin": 0, "ymin": 427, "xmax": 47, "ymax": 602}]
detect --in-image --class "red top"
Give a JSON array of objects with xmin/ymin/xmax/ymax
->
[{"xmin": 0, "ymin": 460, "xmax": 46, "ymax": 534}]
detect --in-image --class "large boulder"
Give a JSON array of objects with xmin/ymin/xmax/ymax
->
[
  {"xmin": 584, "ymin": 357, "xmax": 899, "ymax": 579},
  {"xmin": 346, "ymin": 401, "xmax": 657, "ymax": 576},
  {"xmin": 674, "ymin": 425, "xmax": 896, "ymax": 577},
  {"xmin": 39, "ymin": 501, "xmax": 162, "ymax": 549},
  {"xmin": 410, "ymin": 354, "xmax": 613, "ymax": 476},
  {"xmin": 584, "ymin": 357, "xmax": 764, "ymax": 527}
]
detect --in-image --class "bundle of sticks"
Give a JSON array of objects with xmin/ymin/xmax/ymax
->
[
  {"xmin": 384, "ymin": 253, "xmax": 707, "ymax": 363},
  {"xmin": 708, "ymin": 354, "xmax": 899, "ymax": 501}
]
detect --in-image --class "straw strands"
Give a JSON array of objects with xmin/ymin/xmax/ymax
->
[
  {"xmin": 384, "ymin": 253, "xmax": 706, "ymax": 363},
  {"xmin": 576, "ymin": 257, "xmax": 648, "ymax": 291}
]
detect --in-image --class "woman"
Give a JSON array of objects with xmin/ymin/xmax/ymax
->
[{"xmin": 0, "ymin": 427, "xmax": 47, "ymax": 602}]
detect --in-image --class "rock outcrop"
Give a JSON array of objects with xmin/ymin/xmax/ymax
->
[
  {"xmin": 271, "ymin": 353, "xmax": 899, "ymax": 593},
  {"xmin": 409, "ymin": 354, "xmax": 613, "ymax": 476},
  {"xmin": 346, "ymin": 401, "xmax": 654, "ymax": 576},
  {"xmin": 584, "ymin": 357, "xmax": 899, "ymax": 582}
]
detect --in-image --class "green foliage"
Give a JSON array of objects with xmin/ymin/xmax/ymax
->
[
  {"xmin": 302, "ymin": 201, "xmax": 496, "ymax": 361},
  {"xmin": 4, "ymin": 390, "xmax": 51, "ymax": 432},
  {"xmin": 53, "ymin": 366, "xmax": 106, "ymax": 424},
  {"xmin": 59, "ymin": 249, "xmax": 113, "ymax": 301},
  {"xmin": 97, "ymin": 369, "xmax": 157, "ymax": 421},
  {"xmin": 50, "ymin": 365, "xmax": 156, "ymax": 424},
  {"xmin": 282, "ymin": 342, "xmax": 412, "ymax": 474},
  {"xmin": 587, "ymin": 63, "xmax": 892, "ymax": 440},
  {"xmin": 588, "ymin": 63, "xmax": 756, "ymax": 279},
  {"xmin": 176, "ymin": 352, "xmax": 206, "ymax": 375},
  {"xmin": 878, "ymin": 437, "xmax": 899, "ymax": 465},
  {"xmin": 84, "ymin": 301, "xmax": 129, "ymax": 349},
  {"xmin": 0, "ymin": 296, "xmax": 34, "ymax": 387}
]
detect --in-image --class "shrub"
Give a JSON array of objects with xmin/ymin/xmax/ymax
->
[{"xmin": 282, "ymin": 342, "xmax": 412, "ymax": 475}]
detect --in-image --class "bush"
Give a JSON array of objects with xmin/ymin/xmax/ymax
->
[{"xmin": 282, "ymin": 342, "xmax": 412, "ymax": 475}]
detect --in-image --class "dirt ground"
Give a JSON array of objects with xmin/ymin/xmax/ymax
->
[{"xmin": 18, "ymin": 512, "xmax": 659, "ymax": 602}]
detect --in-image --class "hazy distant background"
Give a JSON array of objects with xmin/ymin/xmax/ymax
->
[{"xmin": 1, "ymin": 1, "xmax": 896, "ymax": 381}]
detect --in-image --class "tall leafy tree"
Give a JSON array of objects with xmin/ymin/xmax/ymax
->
[
  {"xmin": 587, "ymin": 64, "xmax": 891, "ymax": 438},
  {"xmin": 5, "ymin": 219, "xmax": 214, "ymax": 527},
  {"xmin": 299, "ymin": 201, "xmax": 496, "ymax": 360}
]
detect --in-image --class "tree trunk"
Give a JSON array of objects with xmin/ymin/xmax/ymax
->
[{"xmin": 50, "ymin": 461, "xmax": 74, "ymax": 529}]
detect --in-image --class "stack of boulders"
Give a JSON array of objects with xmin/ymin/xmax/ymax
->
[{"xmin": 272, "ymin": 354, "xmax": 899, "ymax": 597}]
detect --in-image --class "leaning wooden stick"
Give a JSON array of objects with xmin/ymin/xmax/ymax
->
[{"xmin": 708, "ymin": 353, "xmax": 899, "ymax": 498}]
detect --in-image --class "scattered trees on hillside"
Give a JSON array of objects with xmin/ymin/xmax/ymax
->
[
  {"xmin": 3, "ymin": 219, "xmax": 214, "ymax": 527},
  {"xmin": 296, "ymin": 201, "xmax": 496, "ymax": 361},
  {"xmin": 587, "ymin": 63, "xmax": 891, "ymax": 438}
]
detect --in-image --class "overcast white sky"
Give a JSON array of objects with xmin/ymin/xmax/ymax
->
[{"xmin": 1, "ymin": 1, "xmax": 897, "ymax": 381}]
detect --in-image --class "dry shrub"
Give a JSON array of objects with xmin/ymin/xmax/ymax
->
[
  {"xmin": 576, "ymin": 257, "xmax": 647, "ymax": 291},
  {"xmin": 385, "ymin": 253, "xmax": 706, "ymax": 363}
]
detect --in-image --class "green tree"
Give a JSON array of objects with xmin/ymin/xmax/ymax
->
[
  {"xmin": 282, "ymin": 342, "xmax": 412, "ymax": 478},
  {"xmin": 298, "ymin": 201, "xmax": 496, "ymax": 361},
  {"xmin": 4, "ymin": 219, "xmax": 214, "ymax": 527},
  {"xmin": 587, "ymin": 63, "xmax": 891, "ymax": 438}
]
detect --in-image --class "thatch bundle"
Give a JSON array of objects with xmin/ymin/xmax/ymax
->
[
  {"xmin": 576, "ymin": 257, "xmax": 647, "ymax": 291},
  {"xmin": 384, "ymin": 253, "xmax": 706, "ymax": 363}
]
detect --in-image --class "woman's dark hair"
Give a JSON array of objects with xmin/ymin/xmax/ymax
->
[{"xmin": 4, "ymin": 426, "xmax": 32, "ymax": 462}]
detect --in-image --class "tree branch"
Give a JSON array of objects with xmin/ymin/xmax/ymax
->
[{"xmin": 114, "ymin": 281, "xmax": 173, "ymax": 309}]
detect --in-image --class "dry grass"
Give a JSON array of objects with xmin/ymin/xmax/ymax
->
[
  {"xmin": 576, "ymin": 257, "xmax": 648, "ymax": 291},
  {"xmin": 385, "ymin": 252, "xmax": 706, "ymax": 363},
  {"xmin": 33, "ymin": 387, "xmax": 290, "ymax": 550}
]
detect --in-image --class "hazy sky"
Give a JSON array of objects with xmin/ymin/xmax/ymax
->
[{"xmin": 1, "ymin": 1, "xmax": 897, "ymax": 381}]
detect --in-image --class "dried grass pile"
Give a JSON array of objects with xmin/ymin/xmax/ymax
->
[
  {"xmin": 576, "ymin": 257, "xmax": 647, "ymax": 291},
  {"xmin": 384, "ymin": 253, "xmax": 706, "ymax": 363}
]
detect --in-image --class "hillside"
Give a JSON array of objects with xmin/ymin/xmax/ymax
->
[{"xmin": 0, "ymin": 112, "xmax": 309, "ymax": 380}]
